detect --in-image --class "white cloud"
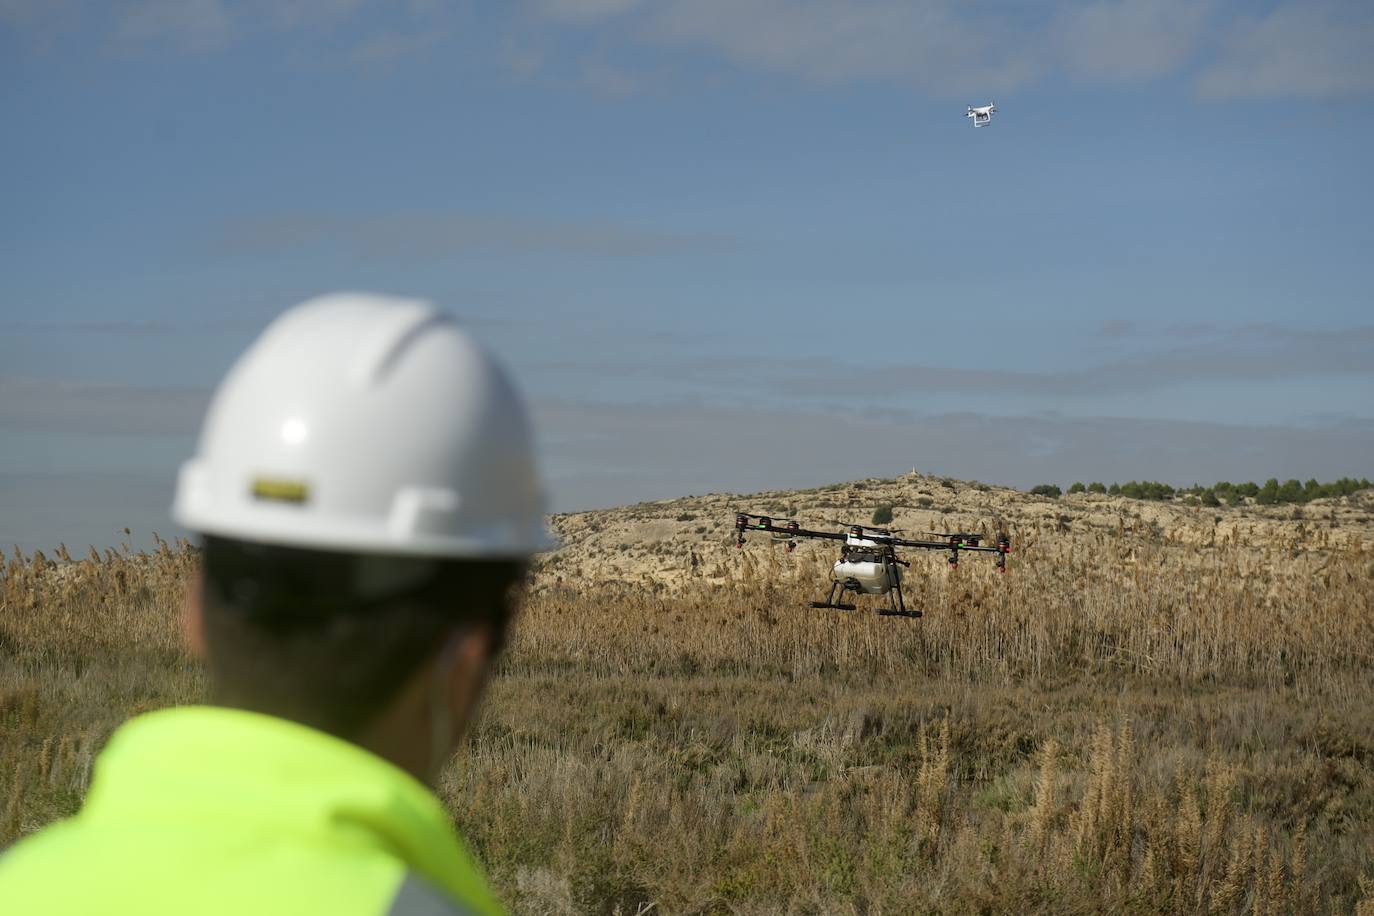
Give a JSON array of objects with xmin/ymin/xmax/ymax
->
[
  {"xmin": 534, "ymin": 397, "xmax": 1374, "ymax": 512},
  {"xmin": 20, "ymin": 0, "xmax": 402, "ymax": 56},
  {"xmin": 115, "ymin": 0, "xmax": 234, "ymax": 51},
  {"xmin": 347, "ymin": 28, "xmax": 445, "ymax": 67},
  {"xmin": 265, "ymin": 0, "xmax": 374, "ymax": 30},
  {"xmin": 528, "ymin": 0, "xmax": 1374, "ymax": 98},
  {"xmin": 9, "ymin": 0, "xmax": 1374, "ymax": 98},
  {"xmin": 1054, "ymin": 0, "xmax": 1213, "ymax": 82},
  {"xmin": 0, "ymin": 376, "xmax": 210, "ymax": 436},
  {"xmin": 522, "ymin": 0, "xmax": 1204, "ymax": 95},
  {"xmin": 579, "ymin": 56, "xmax": 641, "ymax": 94},
  {"xmin": 538, "ymin": 0, "xmax": 642, "ymax": 20},
  {"xmin": 211, "ymin": 210, "xmax": 737, "ymax": 259},
  {"xmin": 644, "ymin": 0, "xmax": 1041, "ymax": 94},
  {"xmin": 498, "ymin": 38, "xmax": 547, "ymax": 78},
  {"xmin": 0, "ymin": 0, "xmax": 55, "ymax": 25},
  {"xmin": 1198, "ymin": 0, "xmax": 1374, "ymax": 98}
]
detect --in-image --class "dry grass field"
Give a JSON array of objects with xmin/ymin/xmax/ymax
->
[{"xmin": 4, "ymin": 474, "xmax": 1374, "ymax": 914}]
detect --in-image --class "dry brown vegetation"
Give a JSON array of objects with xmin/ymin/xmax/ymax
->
[{"xmin": 4, "ymin": 476, "xmax": 1374, "ymax": 914}]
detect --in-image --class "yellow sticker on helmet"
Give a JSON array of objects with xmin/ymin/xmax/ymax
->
[{"xmin": 250, "ymin": 477, "xmax": 310, "ymax": 504}]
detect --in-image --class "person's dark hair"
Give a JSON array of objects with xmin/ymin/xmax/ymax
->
[{"xmin": 198, "ymin": 535, "xmax": 525, "ymax": 739}]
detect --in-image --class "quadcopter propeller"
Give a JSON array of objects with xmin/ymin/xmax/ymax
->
[
  {"xmin": 923, "ymin": 531, "xmax": 983, "ymax": 545},
  {"xmin": 822, "ymin": 518, "xmax": 904, "ymax": 534}
]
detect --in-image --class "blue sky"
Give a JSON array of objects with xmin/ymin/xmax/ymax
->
[{"xmin": 2, "ymin": 0, "xmax": 1373, "ymax": 552}]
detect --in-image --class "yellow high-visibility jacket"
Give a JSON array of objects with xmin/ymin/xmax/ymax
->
[{"xmin": 0, "ymin": 706, "xmax": 504, "ymax": 915}]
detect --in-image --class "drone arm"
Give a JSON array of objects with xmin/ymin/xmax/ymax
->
[
  {"xmin": 735, "ymin": 513, "xmax": 845, "ymax": 544},
  {"xmin": 735, "ymin": 514, "xmax": 1011, "ymax": 568},
  {"xmin": 889, "ymin": 538, "xmax": 1003, "ymax": 554}
]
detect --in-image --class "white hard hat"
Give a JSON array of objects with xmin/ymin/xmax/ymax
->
[{"xmin": 173, "ymin": 293, "xmax": 552, "ymax": 558}]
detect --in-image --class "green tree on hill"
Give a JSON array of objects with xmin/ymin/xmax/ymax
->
[
  {"xmin": 1118, "ymin": 481, "xmax": 1175, "ymax": 501},
  {"xmin": 1065, "ymin": 475, "xmax": 1372, "ymax": 505}
]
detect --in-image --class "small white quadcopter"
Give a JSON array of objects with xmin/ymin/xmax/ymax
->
[{"xmin": 966, "ymin": 102, "xmax": 996, "ymax": 127}]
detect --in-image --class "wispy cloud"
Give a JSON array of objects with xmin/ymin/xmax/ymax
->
[
  {"xmin": 0, "ymin": 316, "xmax": 273, "ymax": 336},
  {"xmin": 265, "ymin": 0, "xmax": 374, "ymax": 31},
  {"xmin": 0, "ymin": 376, "xmax": 210, "ymax": 436},
  {"xmin": 524, "ymin": 321, "xmax": 1374, "ymax": 402},
  {"xmin": 6, "ymin": 0, "xmax": 446, "ymax": 64},
  {"xmin": 538, "ymin": 0, "xmax": 642, "ymax": 21},
  {"xmin": 1097, "ymin": 319, "xmax": 1137, "ymax": 338},
  {"xmin": 1054, "ymin": 0, "xmax": 1214, "ymax": 82},
  {"xmin": 0, "ymin": 318, "xmax": 182, "ymax": 335},
  {"xmin": 7, "ymin": 0, "xmax": 1373, "ymax": 97},
  {"xmin": 773, "ymin": 322, "xmax": 1374, "ymax": 398},
  {"xmin": 497, "ymin": 37, "xmax": 546, "ymax": 79},
  {"xmin": 0, "ymin": 0, "xmax": 78, "ymax": 29},
  {"xmin": 346, "ymin": 27, "xmax": 446, "ymax": 68},
  {"xmin": 535, "ymin": 396, "xmax": 1374, "ymax": 511},
  {"xmin": 641, "ymin": 0, "xmax": 1041, "ymax": 94},
  {"xmin": 113, "ymin": 0, "xmax": 235, "ymax": 52},
  {"xmin": 211, "ymin": 210, "xmax": 738, "ymax": 260},
  {"xmin": 524, "ymin": 0, "xmax": 1199, "ymax": 95},
  {"xmin": 578, "ymin": 56, "xmax": 642, "ymax": 95},
  {"xmin": 529, "ymin": 0, "xmax": 1374, "ymax": 99},
  {"xmin": 1198, "ymin": 0, "xmax": 1374, "ymax": 98}
]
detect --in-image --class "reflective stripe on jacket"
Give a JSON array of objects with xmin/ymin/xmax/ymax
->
[{"xmin": 0, "ymin": 706, "xmax": 503, "ymax": 916}]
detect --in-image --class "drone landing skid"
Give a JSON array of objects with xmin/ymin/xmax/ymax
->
[
  {"xmin": 811, "ymin": 581, "xmax": 857, "ymax": 611},
  {"xmin": 810, "ymin": 579, "xmax": 915, "ymax": 618}
]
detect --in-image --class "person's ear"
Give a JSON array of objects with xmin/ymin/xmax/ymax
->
[{"xmin": 181, "ymin": 568, "xmax": 207, "ymax": 659}]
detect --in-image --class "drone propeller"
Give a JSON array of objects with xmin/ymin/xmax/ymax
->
[
  {"xmin": 923, "ymin": 531, "xmax": 983, "ymax": 545},
  {"xmin": 822, "ymin": 518, "xmax": 904, "ymax": 534}
]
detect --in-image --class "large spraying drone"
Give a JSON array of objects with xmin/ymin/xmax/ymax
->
[{"xmin": 734, "ymin": 513, "xmax": 1011, "ymax": 618}]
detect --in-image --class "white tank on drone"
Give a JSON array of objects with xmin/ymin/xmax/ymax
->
[
  {"xmin": 832, "ymin": 557, "xmax": 898, "ymax": 594},
  {"xmin": 833, "ymin": 531, "xmax": 899, "ymax": 594}
]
